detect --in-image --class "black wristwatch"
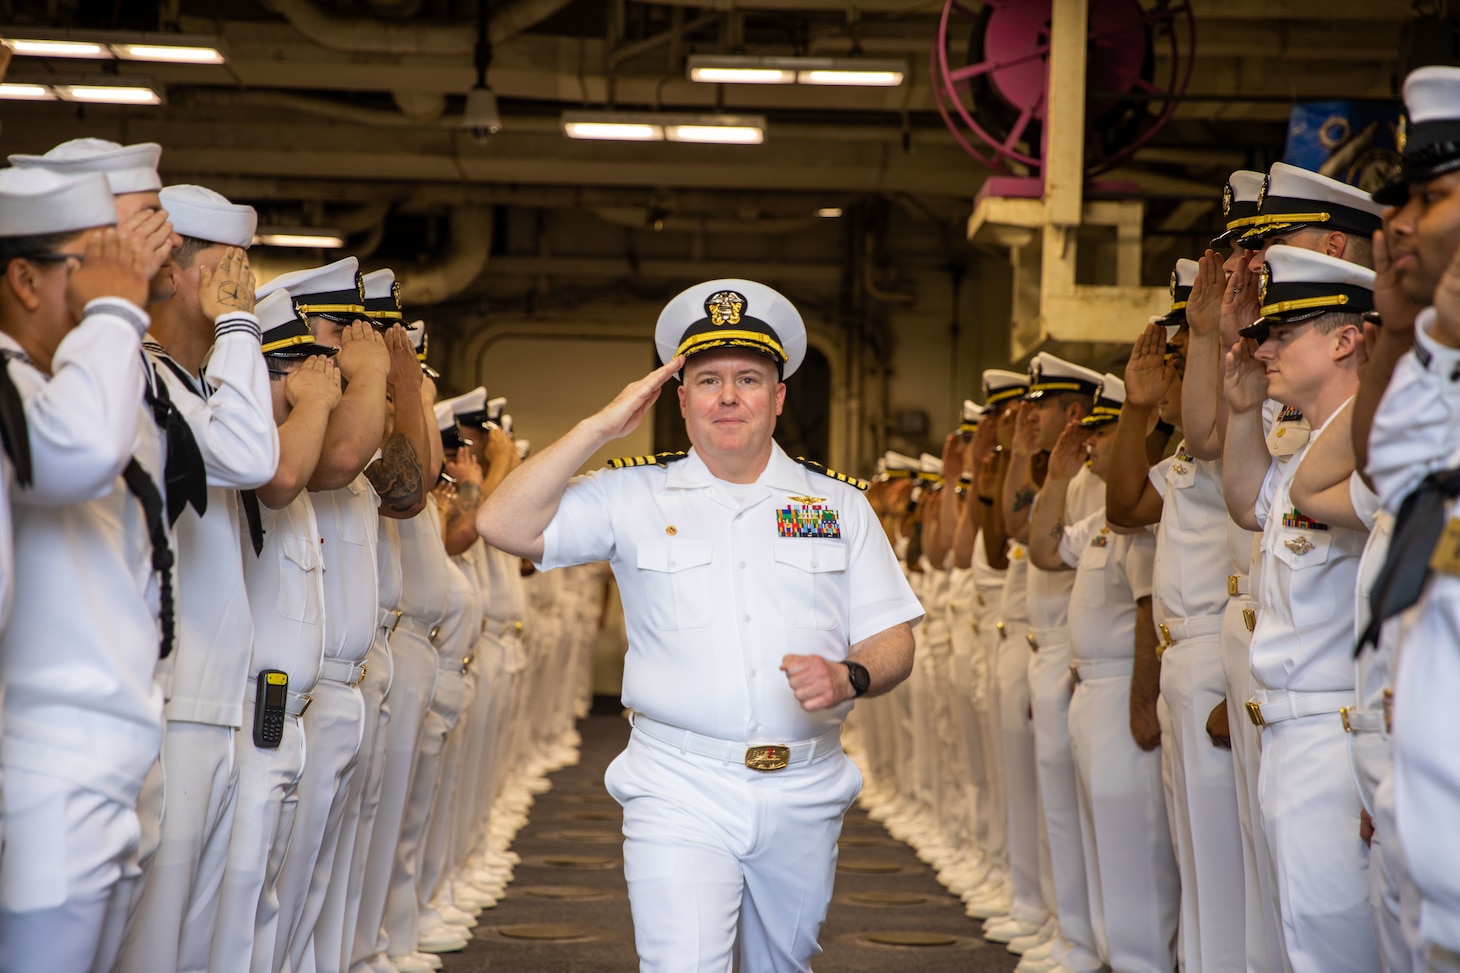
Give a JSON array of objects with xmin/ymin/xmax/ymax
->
[{"xmin": 845, "ymin": 660, "xmax": 872, "ymax": 698}]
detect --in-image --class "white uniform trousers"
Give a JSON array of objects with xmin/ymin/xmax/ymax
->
[
  {"xmin": 1257, "ymin": 710, "xmax": 1380, "ymax": 973},
  {"xmin": 273, "ymin": 678, "xmax": 366, "ymax": 973},
  {"xmin": 604, "ymin": 726, "xmax": 862, "ymax": 973},
  {"xmin": 419, "ymin": 665, "xmax": 477, "ymax": 923},
  {"xmin": 1067, "ymin": 661, "xmax": 1180, "ymax": 973},
  {"xmin": 383, "ymin": 661, "xmax": 467, "ymax": 958},
  {"xmin": 116, "ymin": 721, "xmax": 239, "ymax": 973},
  {"xmin": 451, "ymin": 634, "xmax": 499, "ymax": 869},
  {"xmin": 210, "ymin": 700, "xmax": 306, "ymax": 973},
  {"xmin": 0, "ymin": 768, "xmax": 142, "ymax": 973},
  {"xmin": 317, "ymin": 635, "xmax": 393, "ymax": 973},
  {"xmin": 996, "ymin": 628, "xmax": 1048, "ymax": 926},
  {"xmin": 972, "ymin": 606, "xmax": 1007, "ymax": 866},
  {"xmin": 946, "ymin": 607, "xmax": 984, "ymax": 854},
  {"xmin": 1223, "ymin": 594, "xmax": 1287, "ymax": 973},
  {"xmin": 91, "ymin": 756, "xmax": 164, "ymax": 973},
  {"xmin": 351, "ymin": 626, "xmax": 436, "ymax": 971},
  {"xmin": 1027, "ymin": 631, "xmax": 1101, "ymax": 973},
  {"xmin": 1159, "ymin": 627, "xmax": 1246, "ymax": 973},
  {"xmin": 1368, "ymin": 771, "xmax": 1423, "ymax": 973}
]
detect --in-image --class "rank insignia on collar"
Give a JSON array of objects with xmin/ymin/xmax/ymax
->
[
  {"xmin": 777, "ymin": 504, "xmax": 841, "ymax": 539},
  {"xmin": 788, "ymin": 495, "xmax": 826, "ymax": 504}
]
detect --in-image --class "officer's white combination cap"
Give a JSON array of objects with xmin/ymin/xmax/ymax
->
[
  {"xmin": 158, "ymin": 184, "xmax": 256, "ymax": 248},
  {"xmin": 655, "ymin": 278, "xmax": 807, "ymax": 379},
  {"xmin": 1241, "ymin": 246, "xmax": 1376, "ymax": 337},
  {"xmin": 0, "ymin": 168, "xmax": 117, "ymax": 237},
  {"xmin": 918, "ymin": 453, "xmax": 944, "ymax": 478},
  {"xmin": 982, "ymin": 368, "xmax": 1029, "ymax": 405},
  {"xmin": 9, "ymin": 138, "xmax": 162, "ymax": 195},
  {"xmin": 1024, "ymin": 352, "xmax": 1102, "ymax": 400},
  {"xmin": 406, "ymin": 319, "xmax": 427, "ymax": 354},
  {"xmin": 1215, "ymin": 169, "xmax": 1266, "ymax": 246},
  {"xmin": 961, "ymin": 399, "xmax": 985, "ymax": 424},
  {"xmin": 883, "ymin": 450, "xmax": 919, "ymax": 478},
  {"xmin": 362, "ymin": 268, "xmax": 403, "ymax": 323},
  {"xmin": 1373, "ymin": 66, "xmax": 1460, "ymax": 205},
  {"xmin": 515, "ymin": 439, "xmax": 531, "ymax": 459},
  {"xmin": 1155, "ymin": 257, "xmax": 1199, "ymax": 326},
  {"xmin": 255, "ymin": 256, "xmax": 363, "ymax": 315},
  {"xmin": 1082, "ymin": 373, "xmax": 1127, "ymax": 427},
  {"xmin": 1237, "ymin": 162, "xmax": 1384, "ymax": 247}
]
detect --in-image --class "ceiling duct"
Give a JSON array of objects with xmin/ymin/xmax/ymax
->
[{"xmin": 260, "ymin": 0, "xmax": 574, "ymax": 55}]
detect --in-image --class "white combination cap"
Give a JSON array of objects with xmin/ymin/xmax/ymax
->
[
  {"xmin": 917, "ymin": 453, "xmax": 944, "ymax": 481},
  {"xmin": 515, "ymin": 439, "xmax": 531, "ymax": 460},
  {"xmin": 883, "ymin": 450, "xmax": 919, "ymax": 478},
  {"xmin": 1025, "ymin": 352, "xmax": 1102, "ymax": 400},
  {"xmin": 158, "ymin": 184, "xmax": 256, "ymax": 248},
  {"xmin": 960, "ymin": 399, "xmax": 984, "ymax": 433},
  {"xmin": 1156, "ymin": 257, "xmax": 1199, "ymax": 326},
  {"xmin": 0, "ymin": 168, "xmax": 117, "ymax": 238},
  {"xmin": 1242, "ymin": 245, "xmax": 1376, "ymax": 337},
  {"xmin": 1373, "ymin": 66, "xmax": 1460, "ymax": 205},
  {"xmin": 982, "ymin": 368, "xmax": 1029, "ymax": 406},
  {"xmin": 9, "ymin": 138, "xmax": 162, "ymax": 195},
  {"xmin": 1237, "ymin": 162, "xmax": 1384, "ymax": 247},
  {"xmin": 655, "ymin": 278, "xmax": 807, "ymax": 379},
  {"xmin": 255, "ymin": 256, "xmax": 364, "ymax": 317},
  {"xmin": 1082, "ymin": 374, "xmax": 1127, "ymax": 427},
  {"xmin": 1215, "ymin": 169, "xmax": 1267, "ymax": 246},
  {"xmin": 362, "ymin": 268, "xmax": 402, "ymax": 324}
]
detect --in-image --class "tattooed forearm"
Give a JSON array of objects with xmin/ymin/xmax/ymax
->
[
  {"xmin": 365, "ymin": 433, "xmax": 425, "ymax": 513},
  {"xmin": 1048, "ymin": 520, "xmax": 1064, "ymax": 540},
  {"xmin": 1012, "ymin": 487, "xmax": 1037, "ymax": 512},
  {"xmin": 446, "ymin": 481, "xmax": 483, "ymax": 525}
]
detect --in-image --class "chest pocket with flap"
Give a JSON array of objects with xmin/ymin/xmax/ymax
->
[
  {"xmin": 278, "ymin": 532, "xmax": 322, "ymax": 624},
  {"xmin": 773, "ymin": 537, "xmax": 848, "ymax": 630},
  {"xmin": 636, "ymin": 539, "xmax": 714, "ymax": 630}
]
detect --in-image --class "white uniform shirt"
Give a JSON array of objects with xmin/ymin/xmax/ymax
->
[
  {"xmin": 397, "ymin": 494, "xmax": 451, "ymax": 630},
  {"xmin": 1367, "ymin": 307, "xmax": 1460, "ymax": 510},
  {"xmin": 313, "ymin": 475, "xmax": 381, "ymax": 662},
  {"xmin": 1061, "ymin": 512, "xmax": 1155, "ymax": 662},
  {"xmin": 1250, "ymin": 404, "xmax": 1379, "ymax": 694},
  {"xmin": 1028, "ymin": 465, "xmax": 1105, "ymax": 634},
  {"xmin": 0, "ymin": 298, "xmax": 170, "ymax": 806},
  {"xmin": 145, "ymin": 316, "xmax": 277, "ymax": 727},
  {"xmin": 483, "ymin": 543, "xmax": 528, "ymax": 673},
  {"xmin": 1149, "ymin": 444, "xmax": 1230, "ymax": 623},
  {"xmin": 378, "ymin": 516, "xmax": 404, "ymax": 618},
  {"xmin": 540, "ymin": 443, "xmax": 923, "ymax": 743},
  {"xmin": 998, "ymin": 542, "xmax": 1031, "ymax": 628},
  {"xmin": 971, "ymin": 528, "xmax": 1007, "ymax": 611},
  {"xmin": 241, "ymin": 491, "xmax": 326, "ymax": 695}
]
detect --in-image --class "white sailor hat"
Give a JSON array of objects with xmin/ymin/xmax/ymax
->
[
  {"xmin": 158, "ymin": 185, "xmax": 256, "ymax": 248},
  {"xmin": 883, "ymin": 450, "xmax": 919, "ymax": 479},
  {"xmin": 917, "ymin": 452, "xmax": 944, "ymax": 484},
  {"xmin": 1240, "ymin": 246, "xmax": 1375, "ymax": 339},
  {"xmin": 9, "ymin": 138, "xmax": 162, "ymax": 195},
  {"xmin": 1214, "ymin": 170, "xmax": 1266, "ymax": 248},
  {"xmin": 1155, "ymin": 258, "xmax": 1199, "ymax": 327},
  {"xmin": 362, "ymin": 269, "xmax": 403, "ymax": 327},
  {"xmin": 1373, "ymin": 66, "xmax": 1460, "ymax": 206},
  {"xmin": 257, "ymin": 288, "xmax": 338, "ymax": 359},
  {"xmin": 0, "ymin": 168, "xmax": 116, "ymax": 238},
  {"xmin": 655, "ymin": 278, "xmax": 807, "ymax": 379},
  {"xmin": 256, "ymin": 256, "xmax": 365, "ymax": 320},
  {"xmin": 982, "ymin": 368, "xmax": 1029, "ymax": 408},
  {"xmin": 1081, "ymin": 373, "xmax": 1127, "ymax": 427},
  {"xmin": 405, "ymin": 319, "xmax": 428, "ymax": 358},
  {"xmin": 959, "ymin": 399, "xmax": 985, "ymax": 434},
  {"xmin": 1024, "ymin": 352, "xmax": 1102, "ymax": 400},
  {"xmin": 1237, "ymin": 163, "xmax": 1384, "ymax": 249}
]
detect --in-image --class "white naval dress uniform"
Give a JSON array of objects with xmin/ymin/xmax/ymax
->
[
  {"xmin": 274, "ymin": 476, "xmax": 379, "ymax": 973},
  {"xmin": 118, "ymin": 318, "xmax": 278, "ymax": 973},
  {"xmin": 539, "ymin": 444, "xmax": 922, "ymax": 972},
  {"xmin": 0, "ymin": 298, "xmax": 166, "ymax": 973},
  {"xmin": 1061, "ymin": 514, "xmax": 1178, "ymax": 973},
  {"xmin": 969, "ymin": 532, "xmax": 1008, "ymax": 873},
  {"xmin": 1026, "ymin": 465, "xmax": 1105, "ymax": 973},
  {"xmin": 446, "ymin": 541, "xmax": 497, "ymax": 906},
  {"xmin": 945, "ymin": 563, "xmax": 987, "ymax": 870},
  {"xmin": 995, "ymin": 542, "xmax": 1053, "ymax": 928},
  {"xmin": 212, "ymin": 493, "xmax": 326, "ymax": 973},
  {"xmin": 1249, "ymin": 405, "xmax": 1380, "ymax": 973},
  {"xmin": 1149, "ymin": 445, "xmax": 1246, "ymax": 973},
  {"xmin": 1366, "ymin": 311, "xmax": 1460, "ymax": 962}
]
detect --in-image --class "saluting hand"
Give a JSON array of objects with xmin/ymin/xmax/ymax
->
[
  {"xmin": 1372, "ymin": 227, "xmax": 1423, "ymax": 344},
  {"xmin": 65, "ymin": 228, "xmax": 151, "ymax": 318},
  {"xmin": 336, "ymin": 321, "xmax": 389, "ymax": 384},
  {"xmin": 198, "ymin": 247, "xmax": 256, "ymax": 319},
  {"xmin": 1124, "ymin": 321, "xmax": 1175, "ymax": 408},
  {"xmin": 1011, "ymin": 401, "xmax": 1041, "ymax": 457},
  {"xmin": 1186, "ymin": 249, "xmax": 1225, "ymax": 339},
  {"xmin": 587, "ymin": 355, "xmax": 685, "ymax": 442},
  {"xmin": 781, "ymin": 654, "xmax": 851, "ymax": 711},
  {"xmin": 118, "ymin": 206, "xmax": 176, "ymax": 283},
  {"xmin": 285, "ymin": 354, "xmax": 342, "ymax": 411},
  {"xmin": 444, "ymin": 447, "xmax": 483, "ymax": 486},
  {"xmin": 1220, "ymin": 259, "xmax": 1262, "ymax": 347},
  {"xmin": 383, "ymin": 324, "xmax": 423, "ymax": 395},
  {"xmin": 1046, "ymin": 421, "xmax": 1089, "ymax": 481},
  {"xmin": 1222, "ymin": 338, "xmax": 1268, "ymax": 415}
]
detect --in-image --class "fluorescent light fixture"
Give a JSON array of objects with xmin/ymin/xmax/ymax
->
[
  {"xmin": 816, "ymin": 207, "xmax": 844, "ymax": 218},
  {"xmin": 3, "ymin": 38, "xmax": 111, "ymax": 58},
  {"xmin": 687, "ymin": 55, "xmax": 906, "ymax": 88},
  {"xmin": 54, "ymin": 83, "xmax": 162, "ymax": 105},
  {"xmin": 562, "ymin": 111, "xmax": 765, "ymax": 144},
  {"xmin": 1, "ymin": 30, "xmax": 225, "ymax": 65},
  {"xmin": 0, "ymin": 83, "xmax": 58, "ymax": 101},
  {"xmin": 254, "ymin": 229, "xmax": 347, "ymax": 249},
  {"xmin": 112, "ymin": 44, "xmax": 224, "ymax": 64}
]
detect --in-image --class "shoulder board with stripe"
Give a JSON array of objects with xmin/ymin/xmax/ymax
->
[
  {"xmin": 605, "ymin": 450, "xmax": 688, "ymax": 470},
  {"xmin": 795, "ymin": 456, "xmax": 869, "ymax": 492}
]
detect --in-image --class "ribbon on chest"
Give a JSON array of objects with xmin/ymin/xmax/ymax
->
[{"xmin": 777, "ymin": 495, "xmax": 841, "ymax": 539}]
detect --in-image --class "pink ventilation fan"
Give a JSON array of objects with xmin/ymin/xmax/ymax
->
[{"xmin": 931, "ymin": 0, "xmax": 1195, "ymax": 176}]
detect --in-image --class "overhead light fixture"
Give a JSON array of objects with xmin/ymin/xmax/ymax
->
[
  {"xmin": 53, "ymin": 82, "xmax": 162, "ymax": 105},
  {"xmin": 254, "ymin": 229, "xmax": 347, "ymax": 249},
  {"xmin": 0, "ymin": 83, "xmax": 58, "ymax": 101},
  {"xmin": 1, "ymin": 29, "xmax": 225, "ymax": 65},
  {"xmin": 687, "ymin": 55, "xmax": 905, "ymax": 88},
  {"xmin": 562, "ymin": 111, "xmax": 765, "ymax": 144},
  {"xmin": 816, "ymin": 207, "xmax": 844, "ymax": 218}
]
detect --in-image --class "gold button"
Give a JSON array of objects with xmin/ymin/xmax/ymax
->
[{"xmin": 666, "ymin": 525, "xmax": 677, "ymax": 536}]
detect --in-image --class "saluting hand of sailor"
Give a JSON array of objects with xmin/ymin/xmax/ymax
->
[
  {"xmin": 285, "ymin": 354, "xmax": 342, "ymax": 411},
  {"xmin": 1370, "ymin": 229, "xmax": 1422, "ymax": 341},
  {"xmin": 1011, "ymin": 401, "xmax": 1042, "ymax": 458},
  {"xmin": 383, "ymin": 324, "xmax": 423, "ymax": 395},
  {"xmin": 335, "ymin": 320, "xmax": 389, "ymax": 383},
  {"xmin": 65, "ymin": 228, "xmax": 151, "ymax": 318},
  {"xmin": 1124, "ymin": 322, "xmax": 1175, "ymax": 408},
  {"xmin": 1222, "ymin": 337, "xmax": 1268, "ymax": 415},
  {"xmin": 586, "ymin": 355, "xmax": 685, "ymax": 442},
  {"xmin": 1046, "ymin": 421, "xmax": 1089, "ymax": 481},
  {"xmin": 118, "ymin": 205, "xmax": 176, "ymax": 282},
  {"xmin": 198, "ymin": 247, "xmax": 255, "ymax": 318},
  {"xmin": 780, "ymin": 654, "xmax": 852, "ymax": 711},
  {"xmin": 1185, "ymin": 250, "xmax": 1225, "ymax": 339},
  {"xmin": 443, "ymin": 447, "xmax": 483, "ymax": 487},
  {"xmin": 1220, "ymin": 258, "xmax": 1262, "ymax": 346}
]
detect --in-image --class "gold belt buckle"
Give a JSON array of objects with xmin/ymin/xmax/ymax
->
[
  {"xmin": 1242, "ymin": 608, "xmax": 1257, "ymax": 632},
  {"xmin": 1026, "ymin": 633, "xmax": 1039, "ymax": 651},
  {"xmin": 745, "ymin": 744, "xmax": 791, "ymax": 772},
  {"xmin": 976, "ymin": 592, "xmax": 985, "ymax": 607},
  {"xmin": 971, "ymin": 620, "xmax": 980, "ymax": 636},
  {"xmin": 1340, "ymin": 706, "xmax": 1353, "ymax": 733},
  {"xmin": 297, "ymin": 694, "xmax": 313, "ymax": 718},
  {"xmin": 461, "ymin": 654, "xmax": 475, "ymax": 675},
  {"xmin": 1228, "ymin": 575, "xmax": 1241, "ymax": 597},
  {"xmin": 1245, "ymin": 700, "xmax": 1266, "ymax": 726},
  {"xmin": 1159, "ymin": 623, "xmax": 1173, "ymax": 646},
  {"xmin": 383, "ymin": 609, "xmax": 402, "ymax": 634},
  {"xmin": 1068, "ymin": 664, "xmax": 1081, "ymax": 684},
  {"xmin": 1383, "ymin": 689, "xmax": 1394, "ymax": 735},
  {"xmin": 996, "ymin": 620, "xmax": 1007, "ymax": 641},
  {"xmin": 351, "ymin": 663, "xmax": 368, "ymax": 687}
]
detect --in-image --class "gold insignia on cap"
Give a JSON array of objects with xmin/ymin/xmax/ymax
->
[
  {"xmin": 1170, "ymin": 268, "xmax": 1179, "ymax": 298},
  {"xmin": 1255, "ymin": 175, "xmax": 1269, "ymax": 212},
  {"xmin": 355, "ymin": 272, "xmax": 366, "ymax": 302},
  {"xmin": 706, "ymin": 290, "xmax": 745, "ymax": 327},
  {"xmin": 391, "ymin": 279, "xmax": 402, "ymax": 310},
  {"xmin": 1397, "ymin": 114, "xmax": 1408, "ymax": 154},
  {"xmin": 1222, "ymin": 182, "xmax": 1233, "ymax": 217},
  {"xmin": 1259, "ymin": 262, "xmax": 1272, "ymax": 303}
]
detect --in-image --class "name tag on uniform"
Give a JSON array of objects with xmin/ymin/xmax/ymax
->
[{"xmin": 777, "ymin": 501, "xmax": 841, "ymax": 538}]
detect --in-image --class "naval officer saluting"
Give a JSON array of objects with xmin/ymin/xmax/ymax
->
[{"xmin": 478, "ymin": 279, "xmax": 923, "ymax": 972}]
